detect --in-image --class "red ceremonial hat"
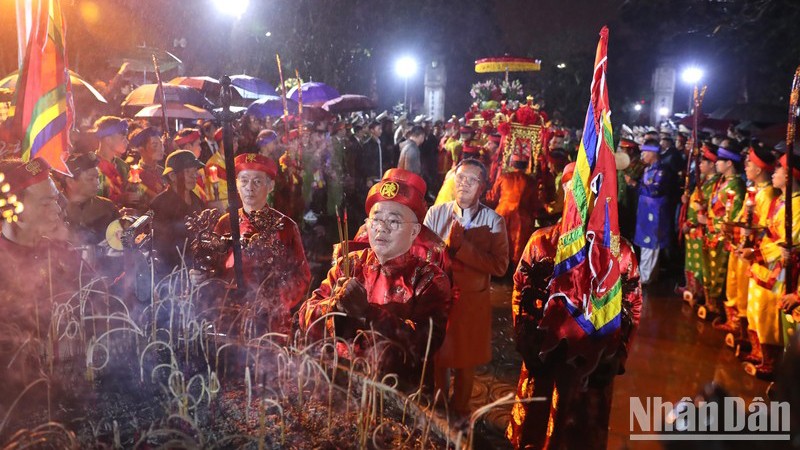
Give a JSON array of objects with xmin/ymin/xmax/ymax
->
[
  {"xmin": 282, "ymin": 129, "xmax": 301, "ymax": 143},
  {"xmin": 779, "ymin": 154, "xmax": 800, "ymax": 181},
  {"xmin": 4, "ymin": 158, "xmax": 51, "ymax": 195},
  {"xmin": 701, "ymin": 144, "xmax": 718, "ymax": 162},
  {"xmin": 234, "ymin": 153, "xmax": 278, "ymax": 179},
  {"xmin": 561, "ymin": 162, "xmax": 576, "ymax": 184},
  {"xmin": 365, "ymin": 168, "xmax": 428, "ymax": 222},
  {"xmin": 462, "ymin": 142, "xmax": 481, "ymax": 154},
  {"xmin": 173, "ymin": 128, "xmax": 201, "ymax": 147},
  {"xmin": 381, "ymin": 168, "xmax": 427, "ymax": 197},
  {"xmin": 459, "ymin": 126, "xmax": 474, "ymax": 135}
]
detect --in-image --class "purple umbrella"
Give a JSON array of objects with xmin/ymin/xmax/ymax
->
[
  {"xmin": 288, "ymin": 82, "xmax": 340, "ymax": 107},
  {"xmin": 230, "ymin": 74, "xmax": 276, "ymax": 99},
  {"xmin": 322, "ymin": 94, "xmax": 376, "ymax": 113},
  {"xmin": 247, "ymin": 95, "xmax": 299, "ymax": 118}
]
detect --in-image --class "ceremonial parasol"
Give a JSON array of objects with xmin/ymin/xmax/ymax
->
[
  {"xmin": 135, "ymin": 103, "xmax": 214, "ymax": 120},
  {"xmin": 247, "ymin": 95, "xmax": 298, "ymax": 118},
  {"xmin": 288, "ymin": 82, "xmax": 340, "ymax": 106},
  {"xmin": 0, "ymin": 69, "xmax": 107, "ymax": 103},
  {"xmin": 475, "ymin": 56, "xmax": 541, "ymax": 82},
  {"xmin": 321, "ymin": 94, "xmax": 376, "ymax": 113},
  {"xmin": 230, "ymin": 74, "xmax": 276, "ymax": 99},
  {"xmin": 122, "ymin": 84, "xmax": 213, "ymax": 109}
]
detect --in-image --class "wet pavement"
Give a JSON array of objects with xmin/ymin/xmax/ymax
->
[{"xmin": 469, "ymin": 276, "xmax": 769, "ymax": 450}]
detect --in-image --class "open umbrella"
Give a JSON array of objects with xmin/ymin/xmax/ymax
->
[
  {"xmin": 109, "ymin": 47, "xmax": 182, "ymax": 73},
  {"xmin": 321, "ymin": 94, "xmax": 376, "ymax": 113},
  {"xmin": 0, "ymin": 69, "xmax": 107, "ymax": 103},
  {"xmin": 135, "ymin": 103, "xmax": 214, "ymax": 120},
  {"xmin": 288, "ymin": 82, "xmax": 340, "ymax": 106},
  {"xmin": 302, "ymin": 106, "xmax": 334, "ymax": 122},
  {"xmin": 247, "ymin": 95, "xmax": 298, "ymax": 118},
  {"xmin": 169, "ymin": 76, "xmax": 219, "ymax": 94},
  {"xmin": 122, "ymin": 84, "xmax": 213, "ymax": 109},
  {"xmin": 230, "ymin": 75, "xmax": 275, "ymax": 99}
]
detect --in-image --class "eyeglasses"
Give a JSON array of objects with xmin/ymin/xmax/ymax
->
[
  {"xmin": 455, "ymin": 174, "xmax": 481, "ymax": 187},
  {"xmin": 365, "ymin": 217, "xmax": 417, "ymax": 232},
  {"xmin": 236, "ymin": 177, "xmax": 268, "ymax": 188}
]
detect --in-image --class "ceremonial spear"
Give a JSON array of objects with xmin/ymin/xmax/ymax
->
[
  {"xmin": 785, "ymin": 66, "xmax": 800, "ymax": 298},
  {"xmin": 276, "ymin": 55, "xmax": 291, "ymax": 142},
  {"xmin": 219, "ymin": 76, "xmax": 245, "ymax": 290},
  {"xmin": 678, "ymin": 84, "xmax": 707, "ymax": 241}
]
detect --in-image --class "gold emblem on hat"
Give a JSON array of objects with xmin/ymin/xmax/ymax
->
[
  {"xmin": 380, "ymin": 181, "xmax": 399, "ymax": 199},
  {"xmin": 25, "ymin": 160, "xmax": 42, "ymax": 175},
  {"xmin": 246, "ymin": 154, "xmax": 257, "ymax": 162}
]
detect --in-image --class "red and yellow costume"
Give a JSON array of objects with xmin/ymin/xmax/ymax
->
[{"xmin": 487, "ymin": 170, "xmax": 539, "ymax": 264}]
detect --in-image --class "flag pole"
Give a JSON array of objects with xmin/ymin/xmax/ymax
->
[
  {"xmin": 219, "ymin": 75, "xmax": 245, "ymax": 290},
  {"xmin": 784, "ymin": 66, "xmax": 800, "ymax": 296}
]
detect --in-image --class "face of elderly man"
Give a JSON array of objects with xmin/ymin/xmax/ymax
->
[
  {"xmin": 366, "ymin": 200, "xmax": 421, "ymax": 263},
  {"xmin": 236, "ymin": 169, "xmax": 274, "ymax": 213},
  {"xmin": 18, "ymin": 178, "xmax": 65, "ymax": 241},
  {"xmin": 454, "ymin": 163, "xmax": 485, "ymax": 209}
]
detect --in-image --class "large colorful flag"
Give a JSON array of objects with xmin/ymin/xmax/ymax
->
[
  {"xmin": 13, "ymin": 0, "xmax": 72, "ymax": 174},
  {"xmin": 538, "ymin": 26, "xmax": 623, "ymax": 378}
]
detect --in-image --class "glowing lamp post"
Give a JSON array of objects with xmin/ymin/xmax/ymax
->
[
  {"xmin": 213, "ymin": 0, "xmax": 249, "ymax": 18},
  {"xmin": 395, "ymin": 56, "xmax": 417, "ymax": 114},
  {"xmin": 681, "ymin": 66, "xmax": 704, "ymax": 113}
]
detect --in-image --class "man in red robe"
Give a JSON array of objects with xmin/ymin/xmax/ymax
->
[
  {"xmin": 506, "ymin": 163, "xmax": 642, "ymax": 449},
  {"xmin": 298, "ymin": 169, "xmax": 451, "ymax": 382},
  {"xmin": 0, "ymin": 158, "xmax": 107, "ymax": 408},
  {"xmin": 191, "ymin": 153, "xmax": 310, "ymax": 334}
]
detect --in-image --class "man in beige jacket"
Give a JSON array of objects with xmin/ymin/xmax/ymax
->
[{"xmin": 424, "ymin": 159, "xmax": 509, "ymax": 418}]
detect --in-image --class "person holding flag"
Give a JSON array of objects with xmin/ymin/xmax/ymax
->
[{"xmin": 506, "ymin": 27, "xmax": 641, "ymax": 449}]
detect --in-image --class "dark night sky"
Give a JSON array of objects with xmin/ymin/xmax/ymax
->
[{"xmin": 1, "ymin": 0, "xmax": 797, "ymax": 128}]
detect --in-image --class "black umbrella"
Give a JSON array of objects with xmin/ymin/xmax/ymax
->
[{"xmin": 321, "ymin": 94, "xmax": 376, "ymax": 113}]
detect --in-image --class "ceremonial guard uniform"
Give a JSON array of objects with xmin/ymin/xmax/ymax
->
[
  {"xmin": 703, "ymin": 147, "xmax": 745, "ymax": 316},
  {"xmin": 745, "ymin": 154, "xmax": 800, "ymax": 378},
  {"xmin": 202, "ymin": 128, "xmax": 229, "ymax": 210},
  {"xmin": 298, "ymin": 170, "xmax": 451, "ymax": 381},
  {"xmin": 92, "ymin": 117, "xmax": 130, "ymax": 206},
  {"xmin": 718, "ymin": 147, "xmax": 777, "ymax": 350},
  {"xmin": 680, "ymin": 146, "xmax": 718, "ymax": 301}
]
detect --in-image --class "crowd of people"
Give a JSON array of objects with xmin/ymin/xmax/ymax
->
[{"xmin": 1, "ymin": 74, "xmax": 800, "ymax": 447}]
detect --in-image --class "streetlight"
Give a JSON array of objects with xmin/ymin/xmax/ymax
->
[
  {"xmin": 395, "ymin": 56, "xmax": 417, "ymax": 114},
  {"xmin": 681, "ymin": 66, "xmax": 704, "ymax": 114},
  {"xmin": 213, "ymin": 0, "xmax": 249, "ymax": 18},
  {"xmin": 658, "ymin": 106, "xmax": 670, "ymax": 117},
  {"xmin": 633, "ymin": 103, "xmax": 643, "ymax": 112}
]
